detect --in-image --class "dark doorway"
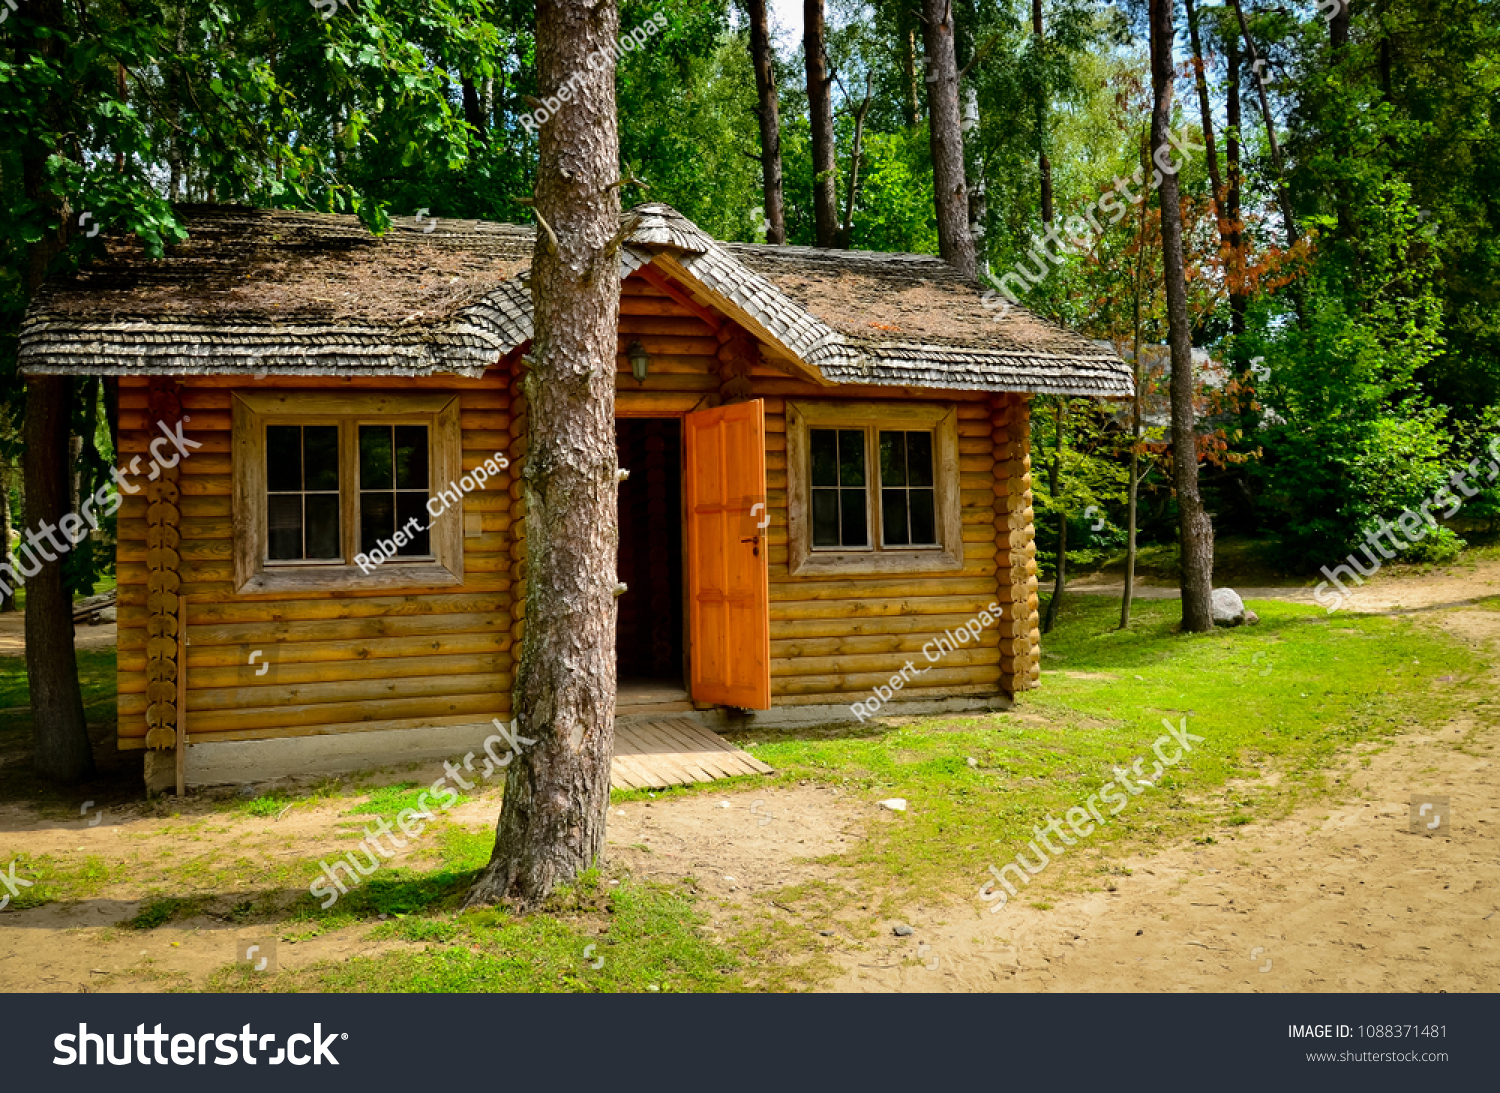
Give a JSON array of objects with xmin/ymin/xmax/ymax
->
[{"xmin": 615, "ymin": 418, "xmax": 684, "ymax": 690}]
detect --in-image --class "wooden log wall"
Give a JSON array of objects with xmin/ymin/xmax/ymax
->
[
  {"xmin": 115, "ymin": 374, "xmax": 515, "ymax": 748},
  {"xmin": 114, "ymin": 271, "xmax": 1041, "ymax": 747},
  {"xmin": 614, "ymin": 272, "xmax": 1034, "ymax": 706},
  {"xmin": 992, "ymin": 393, "xmax": 1040, "ymax": 692},
  {"xmin": 143, "ymin": 378, "xmax": 185, "ymax": 749}
]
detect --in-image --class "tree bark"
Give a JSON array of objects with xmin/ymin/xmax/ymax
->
[
  {"xmin": 1224, "ymin": 31, "xmax": 1246, "ymax": 340},
  {"xmin": 804, "ymin": 0, "xmax": 839, "ymax": 247},
  {"xmin": 1041, "ymin": 398, "xmax": 1067, "ymax": 634},
  {"xmin": 747, "ymin": 0, "xmax": 786, "ymax": 243},
  {"xmin": 23, "ymin": 377, "xmax": 94, "ymax": 782},
  {"xmin": 902, "ymin": 28, "xmax": 920, "ymax": 127},
  {"xmin": 1033, "ymin": 0, "xmax": 1053, "ymax": 226},
  {"xmin": 462, "ymin": 76, "xmax": 488, "ymax": 141},
  {"xmin": 920, "ymin": 0, "xmax": 976, "ymax": 277},
  {"xmin": 1330, "ymin": 0, "xmax": 1351, "ymax": 52},
  {"xmin": 19, "ymin": 0, "xmax": 93, "ymax": 782},
  {"xmin": 1150, "ymin": 0, "xmax": 1215, "ymax": 633},
  {"xmin": 465, "ymin": 0, "xmax": 621, "ymax": 911},
  {"xmin": 1120, "ymin": 134, "xmax": 1152, "ymax": 631},
  {"xmin": 838, "ymin": 73, "xmax": 874, "ymax": 248},
  {"xmin": 1228, "ymin": 0, "xmax": 1297, "ymax": 247}
]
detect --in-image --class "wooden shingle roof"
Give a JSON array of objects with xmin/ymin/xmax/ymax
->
[{"xmin": 18, "ymin": 202, "xmax": 1132, "ymax": 399}]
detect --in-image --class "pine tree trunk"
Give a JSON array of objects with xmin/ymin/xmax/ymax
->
[
  {"xmin": 1150, "ymin": 0, "xmax": 1215, "ymax": 633},
  {"xmin": 902, "ymin": 28, "xmax": 920, "ymax": 127},
  {"xmin": 1033, "ymin": 0, "xmax": 1053, "ymax": 226},
  {"xmin": 804, "ymin": 0, "xmax": 839, "ymax": 247},
  {"xmin": 747, "ymin": 0, "xmax": 786, "ymax": 243},
  {"xmin": 1224, "ymin": 31, "xmax": 1247, "ymax": 341},
  {"xmin": 920, "ymin": 0, "xmax": 976, "ymax": 277},
  {"xmin": 465, "ymin": 0, "xmax": 621, "ymax": 911},
  {"xmin": 1120, "ymin": 139, "xmax": 1151, "ymax": 631},
  {"xmin": 24, "ymin": 377, "xmax": 94, "ymax": 783},
  {"xmin": 20, "ymin": 0, "xmax": 93, "ymax": 783}
]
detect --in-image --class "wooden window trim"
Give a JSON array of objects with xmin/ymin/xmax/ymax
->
[
  {"xmin": 232, "ymin": 392, "xmax": 464, "ymax": 593},
  {"xmin": 786, "ymin": 400, "xmax": 963, "ymax": 576}
]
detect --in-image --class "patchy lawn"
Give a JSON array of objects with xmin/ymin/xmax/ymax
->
[{"xmin": 0, "ymin": 593, "xmax": 1486, "ymax": 993}]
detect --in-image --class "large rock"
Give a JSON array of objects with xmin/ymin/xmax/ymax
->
[{"xmin": 1211, "ymin": 587, "xmax": 1250, "ymax": 627}]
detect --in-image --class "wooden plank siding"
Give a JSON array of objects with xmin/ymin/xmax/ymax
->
[
  {"xmin": 114, "ymin": 374, "xmax": 516, "ymax": 748},
  {"xmin": 114, "ymin": 269, "xmax": 1035, "ymax": 749}
]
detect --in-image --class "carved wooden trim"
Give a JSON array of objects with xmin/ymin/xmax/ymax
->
[{"xmin": 144, "ymin": 378, "xmax": 184, "ymax": 750}]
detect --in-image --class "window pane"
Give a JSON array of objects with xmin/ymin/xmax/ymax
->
[
  {"xmin": 396, "ymin": 493, "xmax": 431, "ymax": 555},
  {"xmin": 359, "ymin": 425, "xmax": 394, "ymax": 490},
  {"xmin": 360, "ymin": 492, "xmax": 395, "ymax": 553},
  {"xmin": 879, "ymin": 431, "xmax": 907, "ymax": 487},
  {"xmin": 267, "ymin": 426, "xmax": 301, "ymax": 492},
  {"xmin": 810, "ymin": 430, "xmax": 838, "ymax": 487},
  {"xmin": 909, "ymin": 488, "xmax": 937, "ymax": 545},
  {"xmin": 267, "ymin": 495, "xmax": 302, "ymax": 560},
  {"xmin": 906, "ymin": 431, "xmax": 934, "ymax": 487},
  {"xmin": 838, "ymin": 430, "xmax": 866, "ymax": 487},
  {"xmin": 812, "ymin": 489, "xmax": 840, "ymax": 546},
  {"xmin": 305, "ymin": 494, "xmax": 341, "ymax": 559},
  {"xmin": 394, "ymin": 426, "xmax": 429, "ymax": 490},
  {"xmin": 882, "ymin": 489, "xmax": 910, "ymax": 546},
  {"xmin": 303, "ymin": 426, "xmax": 339, "ymax": 491},
  {"xmin": 840, "ymin": 487, "xmax": 868, "ymax": 546}
]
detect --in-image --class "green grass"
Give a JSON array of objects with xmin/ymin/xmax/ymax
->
[
  {"xmin": 271, "ymin": 878, "xmax": 747, "ymax": 993},
  {"xmin": 734, "ymin": 595, "xmax": 1486, "ymax": 908}
]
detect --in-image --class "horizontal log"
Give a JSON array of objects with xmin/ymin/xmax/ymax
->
[
  {"xmin": 769, "ymin": 595, "xmax": 1002, "ymax": 620},
  {"xmin": 617, "ymin": 314, "xmax": 718, "ymax": 338},
  {"xmin": 771, "ymin": 631, "xmax": 1027, "ymax": 659},
  {"xmin": 148, "ymin": 374, "xmax": 502, "ymax": 391},
  {"xmin": 167, "ymin": 693, "xmax": 509, "ymax": 736},
  {"xmin": 771, "ymin": 664, "xmax": 1002, "ymax": 696},
  {"xmin": 766, "ymin": 683, "xmax": 1001, "ymax": 706},
  {"xmin": 770, "ymin": 575, "xmax": 995, "ymax": 600},
  {"xmin": 121, "ymin": 708, "xmax": 515, "ymax": 747},
  {"xmin": 126, "ymin": 671, "xmax": 509, "ymax": 716},
  {"xmin": 772, "ymin": 647, "xmax": 999, "ymax": 677}
]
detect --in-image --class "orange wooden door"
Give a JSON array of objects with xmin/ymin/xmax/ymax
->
[{"xmin": 684, "ymin": 400, "xmax": 771, "ymax": 709}]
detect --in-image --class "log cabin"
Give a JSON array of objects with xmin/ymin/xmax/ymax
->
[{"xmin": 18, "ymin": 202, "xmax": 1132, "ymax": 786}]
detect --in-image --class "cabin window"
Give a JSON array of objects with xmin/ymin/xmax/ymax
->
[
  {"xmin": 358, "ymin": 424, "xmax": 433, "ymax": 558},
  {"xmin": 266, "ymin": 424, "xmax": 342, "ymax": 561},
  {"xmin": 232, "ymin": 392, "xmax": 464, "ymax": 593},
  {"xmin": 788, "ymin": 402, "xmax": 964, "ymax": 576}
]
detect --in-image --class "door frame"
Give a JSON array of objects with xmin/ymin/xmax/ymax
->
[{"xmin": 613, "ymin": 411, "xmax": 692, "ymax": 696}]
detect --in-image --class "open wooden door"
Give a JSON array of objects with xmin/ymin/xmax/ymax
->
[{"xmin": 684, "ymin": 400, "xmax": 772, "ymax": 709}]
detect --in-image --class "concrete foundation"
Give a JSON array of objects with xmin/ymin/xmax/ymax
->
[
  {"xmin": 142, "ymin": 749, "xmax": 179, "ymax": 797},
  {"xmin": 181, "ymin": 695, "xmax": 1013, "ymax": 788}
]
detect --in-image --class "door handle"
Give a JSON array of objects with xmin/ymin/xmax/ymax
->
[{"xmin": 740, "ymin": 535, "xmax": 760, "ymax": 557}]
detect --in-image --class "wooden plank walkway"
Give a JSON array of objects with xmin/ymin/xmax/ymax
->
[{"xmin": 611, "ymin": 717, "xmax": 773, "ymax": 790}]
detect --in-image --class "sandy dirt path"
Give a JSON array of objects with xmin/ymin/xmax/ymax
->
[{"xmin": 831, "ymin": 566, "xmax": 1500, "ymax": 992}]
